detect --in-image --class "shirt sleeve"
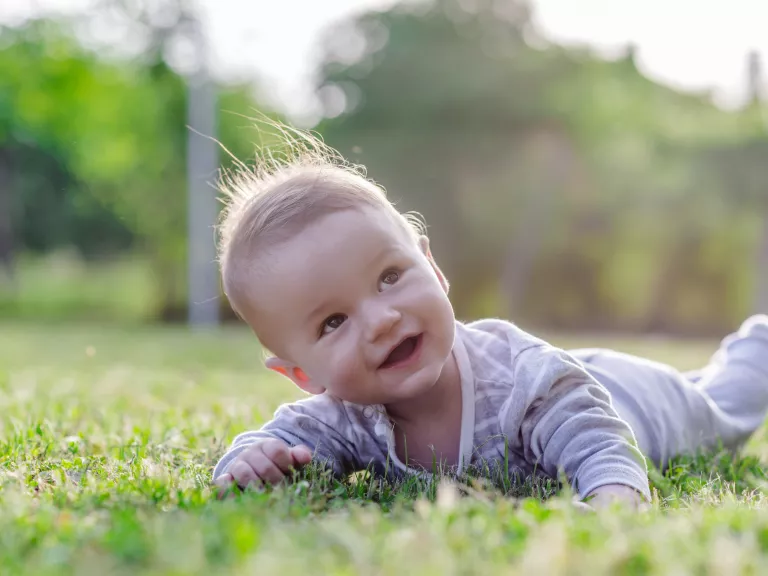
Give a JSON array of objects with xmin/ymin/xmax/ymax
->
[
  {"xmin": 212, "ymin": 394, "xmax": 362, "ymax": 481},
  {"xmin": 500, "ymin": 343, "xmax": 651, "ymax": 501}
]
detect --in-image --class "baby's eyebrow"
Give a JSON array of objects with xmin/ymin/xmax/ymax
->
[
  {"xmin": 305, "ymin": 300, "xmax": 331, "ymax": 325},
  {"xmin": 367, "ymin": 245, "xmax": 401, "ymax": 269}
]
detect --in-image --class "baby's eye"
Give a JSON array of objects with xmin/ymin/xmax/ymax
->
[
  {"xmin": 320, "ymin": 314, "xmax": 346, "ymax": 336},
  {"xmin": 379, "ymin": 270, "xmax": 400, "ymax": 290}
]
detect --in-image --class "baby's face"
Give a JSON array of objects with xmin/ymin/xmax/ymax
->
[{"xmin": 241, "ymin": 206, "xmax": 456, "ymax": 406}]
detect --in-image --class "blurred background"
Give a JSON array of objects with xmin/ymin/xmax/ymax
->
[{"xmin": 1, "ymin": 0, "xmax": 767, "ymax": 337}]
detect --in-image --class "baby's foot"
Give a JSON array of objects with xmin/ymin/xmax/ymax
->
[
  {"xmin": 738, "ymin": 314, "xmax": 768, "ymax": 339},
  {"xmin": 694, "ymin": 316, "xmax": 768, "ymax": 384}
]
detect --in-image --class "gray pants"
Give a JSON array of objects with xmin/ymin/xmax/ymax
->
[{"xmin": 570, "ymin": 315, "xmax": 768, "ymax": 470}]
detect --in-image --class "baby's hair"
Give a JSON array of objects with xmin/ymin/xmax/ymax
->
[{"xmin": 216, "ymin": 118, "xmax": 426, "ymax": 318}]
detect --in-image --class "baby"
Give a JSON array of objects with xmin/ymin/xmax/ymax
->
[{"xmin": 211, "ymin": 129, "xmax": 768, "ymax": 509}]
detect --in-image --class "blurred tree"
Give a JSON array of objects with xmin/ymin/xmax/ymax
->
[
  {"xmin": 0, "ymin": 10, "xmax": 278, "ymax": 318},
  {"xmin": 690, "ymin": 134, "xmax": 768, "ymax": 313},
  {"xmin": 316, "ymin": 0, "xmax": 767, "ymax": 334},
  {"xmin": 4, "ymin": 0, "xmax": 766, "ymax": 332},
  {"xmin": 0, "ymin": 148, "xmax": 13, "ymax": 281},
  {"xmin": 318, "ymin": 0, "xmax": 571, "ymax": 314},
  {"xmin": 0, "ymin": 22, "xmax": 135, "ymax": 263}
]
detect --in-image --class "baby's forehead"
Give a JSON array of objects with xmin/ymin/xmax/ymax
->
[
  {"xmin": 236, "ymin": 205, "xmax": 417, "ymax": 311},
  {"xmin": 272, "ymin": 206, "xmax": 412, "ymax": 256}
]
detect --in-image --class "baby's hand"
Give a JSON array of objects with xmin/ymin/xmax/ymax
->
[
  {"xmin": 582, "ymin": 484, "xmax": 650, "ymax": 512},
  {"xmin": 214, "ymin": 439, "xmax": 313, "ymax": 497}
]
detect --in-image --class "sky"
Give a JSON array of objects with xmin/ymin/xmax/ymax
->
[{"xmin": 3, "ymin": 0, "xmax": 767, "ymax": 124}]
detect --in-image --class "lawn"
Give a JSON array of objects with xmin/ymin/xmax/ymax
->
[{"xmin": 3, "ymin": 322, "xmax": 768, "ymax": 575}]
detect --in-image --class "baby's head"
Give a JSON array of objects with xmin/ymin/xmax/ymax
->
[{"xmin": 217, "ymin": 129, "xmax": 456, "ymax": 406}]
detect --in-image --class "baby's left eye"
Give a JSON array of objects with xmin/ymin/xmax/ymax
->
[{"xmin": 379, "ymin": 270, "xmax": 400, "ymax": 290}]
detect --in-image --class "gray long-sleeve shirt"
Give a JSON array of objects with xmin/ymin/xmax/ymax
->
[{"xmin": 213, "ymin": 318, "xmax": 651, "ymax": 500}]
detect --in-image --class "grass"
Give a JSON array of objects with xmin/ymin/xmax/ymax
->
[{"xmin": 4, "ymin": 322, "xmax": 768, "ymax": 574}]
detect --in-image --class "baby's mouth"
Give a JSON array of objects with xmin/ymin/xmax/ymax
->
[{"xmin": 379, "ymin": 334, "xmax": 423, "ymax": 369}]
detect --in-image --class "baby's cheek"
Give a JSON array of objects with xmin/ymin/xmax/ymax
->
[
  {"xmin": 324, "ymin": 348, "xmax": 362, "ymax": 394},
  {"xmin": 428, "ymin": 293, "xmax": 456, "ymax": 354}
]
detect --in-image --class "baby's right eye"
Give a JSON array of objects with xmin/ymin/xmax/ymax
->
[{"xmin": 320, "ymin": 314, "xmax": 347, "ymax": 337}]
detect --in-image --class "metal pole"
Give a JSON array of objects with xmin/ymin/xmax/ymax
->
[{"xmin": 186, "ymin": 52, "xmax": 220, "ymax": 326}]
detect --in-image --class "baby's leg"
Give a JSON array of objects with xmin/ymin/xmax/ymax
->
[
  {"xmin": 571, "ymin": 315, "xmax": 768, "ymax": 469},
  {"xmin": 694, "ymin": 315, "xmax": 768, "ymax": 441}
]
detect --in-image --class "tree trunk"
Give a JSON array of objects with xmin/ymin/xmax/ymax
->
[
  {"xmin": 154, "ymin": 257, "xmax": 185, "ymax": 323},
  {"xmin": 643, "ymin": 228, "xmax": 701, "ymax": 333},
  {"xmin": 502, "ymin": 126, "xmax": 571, "ymax": 317},
  {"xmin": 753, "ymin": 212, "xmax": 768, "ymax": 313},
  {"xmin": 0, "ymin": 148, "xmax": 14, "ymax": 284}
]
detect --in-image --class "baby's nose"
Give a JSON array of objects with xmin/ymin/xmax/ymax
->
[{"xmin": 365, "ymin": 306, "xmax": 401, "ymax": 342}]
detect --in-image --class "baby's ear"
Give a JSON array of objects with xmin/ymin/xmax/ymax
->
[
  {"xmin": 265, "ymin": 357, "xmax": 325, "ymax": 395},
  {"xmin": 418, "ymin": 235, "xmax": 450, "ymax": 294},
  {"xmin": 417, "ymin": 235, "xmax": 431, "ymax": 258}
]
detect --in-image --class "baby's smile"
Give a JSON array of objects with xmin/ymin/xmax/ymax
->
[{"xmin": 378, "ymin": 333, "xmax": 423, "ymax": 370}]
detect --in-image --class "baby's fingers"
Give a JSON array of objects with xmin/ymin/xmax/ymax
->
[
  {"xmin": 290, "ymin": 445, "xmax": 313, "ymax": 467},
  {"xmin": 228, "ymin": 459, "xmax": 265, "ymax": 490},
  {"xmin": 214, "ymin": 472, "xmax": 234, "ymax": 488},
  {"xmin": 214, "ymin": 473, "xmax": 238, "ymax": 499},
  {"xmin": 571, "ymin": 500, "xmax": 595, "ymax": 514},
  {"xmin": 261, "ymin": 439, "xmax": 295, "ymax": 475},
  {"xmin": 246, "ymin": 449, "xmax": 287, "ymax": 485}
]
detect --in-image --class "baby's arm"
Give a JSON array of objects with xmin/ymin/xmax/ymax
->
[
  {"xmin": 213, "ymin": 393, "xmax": 361, "ymax": 487},
  {"xmin": 503, "ymin": 344, "xmax": 652, "ymax": 507}
]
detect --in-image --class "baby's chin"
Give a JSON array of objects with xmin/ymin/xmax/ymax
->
[
  {"xmin": 386, "ymin": 360, "xmax": 449, "ymax": 401},
  {"xmin": 330, "ymin": 370, "xmax": 439, "ymax": 407}
]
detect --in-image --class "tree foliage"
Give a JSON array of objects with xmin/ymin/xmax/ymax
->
[
  {"xmin": 0, "ymin": 16, "xmax": 277, "ymax": 315},
  {"xmin": 4, "ymin": 0, "xmax": 768, "ymax": 332},
  {"xmin": 317, "ymin": 0, "xmax": 767, "ymax": 334}
]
